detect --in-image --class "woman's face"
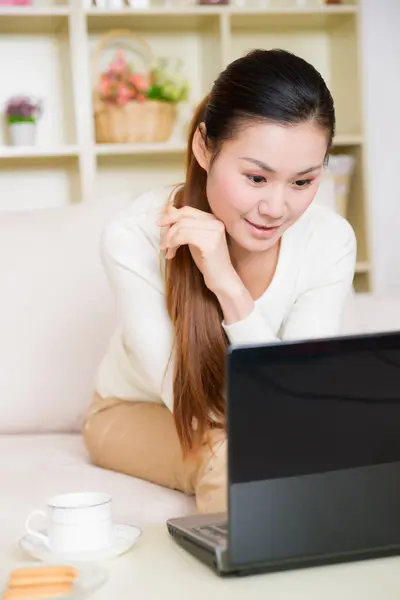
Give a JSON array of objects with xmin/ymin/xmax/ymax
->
[{"xmin": 196, "ymin": 120, "xmax": 328, "ymax": 253}]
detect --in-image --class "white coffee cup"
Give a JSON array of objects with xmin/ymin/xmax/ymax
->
[{"xmin": 25, "ymin": 492, "xmax": 113, "ymax": 554}]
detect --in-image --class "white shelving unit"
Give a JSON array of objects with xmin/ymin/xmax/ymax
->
[{"xmin": 0, "ymin": 0, "xmax": 371, "ymax": 290}]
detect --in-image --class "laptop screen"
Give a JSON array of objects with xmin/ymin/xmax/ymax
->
[{"xmin": 227, "ymin": 331, "xmax": 400, "ymax": 485}]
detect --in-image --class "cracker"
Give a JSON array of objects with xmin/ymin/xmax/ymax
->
[
  {"xmin": 7, "ymin": 575, "xmax": 74, "ymax": 588},
  {"xmin": 3, "ymin": 582, "xmax": 72, "ymax": 599},
  {"xmin": 2, "ymin": 565, "xmax": 79, "ymax": 600},
  {"xmin": 10, "ymin": 566, "xmax": 78, "ymax": 580}
]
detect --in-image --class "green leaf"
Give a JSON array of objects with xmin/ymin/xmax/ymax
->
[{"xmin": 7, "ymin": 116, "xmax": 36, "ymax": 124}]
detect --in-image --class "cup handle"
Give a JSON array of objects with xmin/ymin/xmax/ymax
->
[{"xmin": 25, "ymin": 510, "xmax": 49, "ymax": 547}]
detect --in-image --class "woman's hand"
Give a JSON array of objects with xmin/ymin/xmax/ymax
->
[
  {"xmin": 157, "ymin": 206, "xmax": 241, "ymax": 296},
  {"xmin": 158, "ymin": 205, "xmax": 255, "ymax": 325}
]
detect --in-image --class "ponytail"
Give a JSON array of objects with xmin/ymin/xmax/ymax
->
[{"xmin": 164, "ymin": 95, "xmax": 228, "ymax": 455}]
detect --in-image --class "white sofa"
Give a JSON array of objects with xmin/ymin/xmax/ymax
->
[{"xmin": 1, "ymin": 196, "xmax": 400, "ymax": 559}]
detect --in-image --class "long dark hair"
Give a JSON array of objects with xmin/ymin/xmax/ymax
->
[{"xmin": 165, "ymin": 49, "xmax": 335, "ymax": 454}]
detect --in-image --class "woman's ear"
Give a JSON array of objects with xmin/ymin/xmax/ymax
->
[{"xmin": 192, "ymin": 123, "xmax": 211, "ymax": 172}]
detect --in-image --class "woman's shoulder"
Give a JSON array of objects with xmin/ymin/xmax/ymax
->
[
  {"xmin": 293, "ymin": 202, "xmax": 356, "ymax": 257},
  {"xmin": 282, "ymin": 204, "xmax": 357, "ymax": 296},
  {"xmin": 101, "ymin": 184, "xmax": 180, "ymax": 255},
  {"xmin": 106, "ymin": 184, "xmax": 180, "ymax": 230}
]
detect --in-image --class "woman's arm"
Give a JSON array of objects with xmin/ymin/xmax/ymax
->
[
  {"xmin": 100, "ymin": 209, "xmax": 175, "ymax": 410},
  {"xmin": 221, "ymin": 217, "xmax": 357, "ymax": 345}
]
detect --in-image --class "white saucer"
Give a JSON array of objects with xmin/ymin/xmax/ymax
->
[
  {"xmin": 0, "ymin": 562, "xmax": 107, "ymax": 599},
  {"xmin": 19, "ymin": 524, "xmax": 142, "ymax": 563}
]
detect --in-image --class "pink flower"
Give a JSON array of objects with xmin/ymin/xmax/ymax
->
[
  {"xmin": 115, "ymin": 84, "xmax": 131, "ymax": 106},
  {"xmin": 5, "ymin": 95, "xmax": 41, "ymax": 119},
  {"xmin": 108, "ymin": 50, "xmax": 128, "ymax": 75},
  {"xmin": 131, "ymin": 73, "xmax": 150, "ymax": 93},
  {"xmin": 99, "ymin": 77, "xmax": 112, "ymax": 98},
  {"xmin": 97, "ymin": 49, "xmax": 153, "ymax": 105}
]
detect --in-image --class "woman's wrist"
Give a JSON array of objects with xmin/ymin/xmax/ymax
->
[{"xmin": 213, "ymin": 273, "xmax": 254, "ymax": 326}]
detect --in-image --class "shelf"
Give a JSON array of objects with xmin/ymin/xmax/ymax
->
[
  {"xmin": 0, "ymin": 7, "xmax": 70, "ymax": 34},
  {"xmin": 355, "ymin": 261, "xmax": 370, "ymax": 275},
  {"xmin": 86, "ymin": 7, "xmax": 221, "ymax": 32},
  {"xmin": 0, "ymin": 146, "xmax": 79, "ymax": 166},
  {"xmin": 0, "ymin": 146, "xmax": 79, "ymax": 158},
  {"xmin": 333, "ymin": 134, "xmax": 363, "ymax": 147},
  {"xmin": 229, "ymin": 6, "xmax": 358, "ymax": 31},
  {"xmin": 95, "ymin": 141, "xmax": 186, "ymax": 156},
  {"xmin": 95, "ymin": 136, "xmax": 362, "ymax": 157},
  {"xmin": 86, "ymin": 5, "xmax": 357, "ymax": 32}
]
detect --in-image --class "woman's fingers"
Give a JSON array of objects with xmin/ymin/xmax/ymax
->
[
  {"xmin": 157, "ymin": 206, "xmax": 214, "ymax": 228},
  {"xmin": 161, "ymin": 219, "xmax": 220, "ymax": 251}
]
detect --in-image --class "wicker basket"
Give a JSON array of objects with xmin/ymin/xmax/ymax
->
[{"xmin": 93, "ymin": 30, "xmax": 177, "ymax": 144}]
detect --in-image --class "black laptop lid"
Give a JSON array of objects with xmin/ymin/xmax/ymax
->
[{"xmin": 226, "ymin": 331, "xmax": 400, "ymax": 569}]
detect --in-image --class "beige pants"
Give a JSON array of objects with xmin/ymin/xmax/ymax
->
[{"xmin": 82, "ymin": 393, "xmax": 227, "ymax": 514}]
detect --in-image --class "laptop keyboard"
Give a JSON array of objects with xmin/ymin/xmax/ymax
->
[{"xmin": 192, "ymin": 521, "xmax": 228, "ymax": 545}]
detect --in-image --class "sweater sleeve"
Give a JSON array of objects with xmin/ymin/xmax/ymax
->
[
  {"xmin": 222, "ymin": 216, "xmax": 357, "ymax": 345},
  {"xmin": 100, "ymin": 208, "xmax": 175, "ymax": 411}
]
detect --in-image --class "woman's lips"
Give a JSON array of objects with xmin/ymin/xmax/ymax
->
[{"xmin": 244, "ymin": 219, "xmax": 281, "ymax": 239}]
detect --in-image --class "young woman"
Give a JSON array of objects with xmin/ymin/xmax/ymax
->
[{"xmin": 83, "ymin": 49, "xmax": 356, "ymax": 514}]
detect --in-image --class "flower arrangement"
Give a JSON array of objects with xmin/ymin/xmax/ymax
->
[
  {"xmin": 98, "ymin": 49, "xmax": 189, "ymax": 107},
  {"xmin": 94, "ymin": 31, "xmax": 189, "ymax": 143},
  {"xmin": 4, "ymin": 96, "xmax": 42, "ymax": 124}
]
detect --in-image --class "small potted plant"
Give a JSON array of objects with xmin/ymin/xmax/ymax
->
[{"xmin": 4, "ymin": 95, "xmax": 42, "ymax": 146}]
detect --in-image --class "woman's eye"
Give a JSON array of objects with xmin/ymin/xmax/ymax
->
[
  {"xmin": 294, "ymin": 179, "xmax": 312, "ymax": 189},
  {"xmin": 247, "ymin": 175, "xmax": 266, "ymax": 184}
]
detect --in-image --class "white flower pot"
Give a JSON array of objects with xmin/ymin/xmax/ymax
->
[{"xmin": 8, "ymin": 122, "xmax": 37, "ymax": 146}]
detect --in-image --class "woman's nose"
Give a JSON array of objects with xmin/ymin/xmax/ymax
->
[{"xmin": 258, "ymin": 190, "xmax": 285, "ymax": 220}]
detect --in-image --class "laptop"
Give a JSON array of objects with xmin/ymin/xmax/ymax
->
[{"xmin": 167, "ymin": 330, "xmax": 400, "ymax": 576}]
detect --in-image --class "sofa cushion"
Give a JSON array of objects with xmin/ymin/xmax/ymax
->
[
  {"xmin": 0, "ymin": 433, "xmax": 195, "ymax": 557},
  {"xmin": 0, "ymin": 199, "xmax": 126, "ymax": 434}
]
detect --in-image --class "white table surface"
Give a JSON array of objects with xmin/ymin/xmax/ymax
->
[
  {"xmin": 87, "ymin": 526, "xmax": 400, "ymax": 600},
  {"xmin": 2, "ymin": 525, "xmax": 400, "ymax": 599}
]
